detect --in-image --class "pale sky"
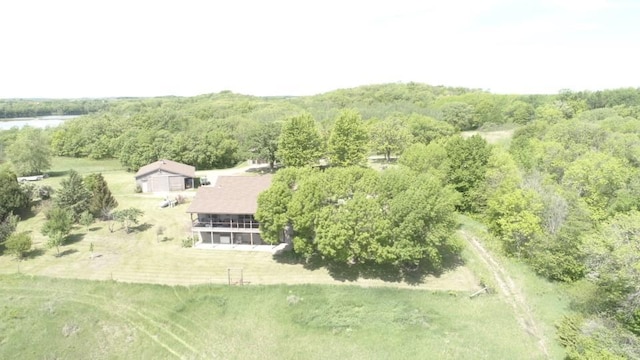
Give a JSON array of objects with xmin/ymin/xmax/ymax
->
[{"xmin": 1, "ymin": 0, "xmax": 638, "ymax": 98}]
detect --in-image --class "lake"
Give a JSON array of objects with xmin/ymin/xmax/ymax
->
[{"xmin": 0, "ymin": 115, "xmax": 78, "ymax": 130}]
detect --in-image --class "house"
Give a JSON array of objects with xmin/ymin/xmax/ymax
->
[
  {"xmin": 135, "ymin": 159, "xmax": 196, "ymax": 193},
  {"xmin": 186, "ymin": 175, "xmax": 275, "ymax": 246}
]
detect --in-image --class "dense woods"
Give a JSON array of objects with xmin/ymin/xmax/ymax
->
[{"xmin": 2, "ymin": 83, "xmax": 640, "ymax": 358}]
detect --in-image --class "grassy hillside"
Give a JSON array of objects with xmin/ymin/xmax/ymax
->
[{"xmin": 0, "ymin": 274, "xmax": 545, "ymax": 360}]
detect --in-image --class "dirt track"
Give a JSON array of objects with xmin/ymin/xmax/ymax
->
[{"xmin": 461, "ymin": 230, "xmax": 549, "ymax": 359}]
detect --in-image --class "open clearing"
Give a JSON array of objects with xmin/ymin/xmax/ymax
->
[
  {"xmin": 0, "ymin": 274, "xmax": 545, "ymax": 359},
  {"xmin": 461, "ymin": 128, "xmax": 516, "ymax": 145}
]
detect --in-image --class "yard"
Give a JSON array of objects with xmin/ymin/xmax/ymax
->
[{"xmin": 1, "ymin": 157, "xmax": 479, "ymax": 291}]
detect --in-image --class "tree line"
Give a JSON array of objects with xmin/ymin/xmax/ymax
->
[{"xmin": 3, "ymin": 84, "xmax": 639, "ymax": 175}]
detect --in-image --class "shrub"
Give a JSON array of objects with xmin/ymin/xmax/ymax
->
[
  {"xmin": 5, "ymin": 232, "xmax": 32, "ymax": 259},
  {"xmin": 181, "ymin": 236, "xmax": 196, "ymax": 248}
]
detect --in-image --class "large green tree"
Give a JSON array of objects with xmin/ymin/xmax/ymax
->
[
  {"xmin": 328, "ymin": 109, "xmax": 369, "ymax": 167},
  {"xmin": 55, "ymin": 170, "xmax": 91, "ymax": 221},
  {"xmin": 563, "ymin": 152, "xmax": 632, "ymax": 221},
  {"xmin": 444, "ymin": 135, "xmax": 491, "ymax": 212},
  {"xmin": 369, "ymin": 116, "xmax": 412, "ymax": 162},
  {"xmin": 6, "ymin": 126, "xmax": 51, "ymax": 176},
  {"xmin": 583, "ymin": 211, "xmax": 640, "ymax": 333},
  {"xmin": 407, "ymin": 114, "xmax": 456, "ymax": 145},
  {"xmin": 502, "ymin": 100, "xmax": 535, "ymax": 124},
  {"xmin": 440, "ymin": 102, "xmax": 478, "ymax": 130},
  {"xmin": 277, "ymin": 113, "xmax": 324, "ymax": 167},
  {"xmin": 256, "ymin": 166, "xmax": 461, "ymax": 271},
  {"xmin": 247, "ymin": 121, "xmax": 282, "ymax": 170}
]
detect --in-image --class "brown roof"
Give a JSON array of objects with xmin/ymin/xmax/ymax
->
[
  {"xmin": 135, "ymin": 159, "xmax": 196, "ymax": 178},
  {"xmin": 186, "ymin": 175, "xmax": 272, "ymax": 214}
]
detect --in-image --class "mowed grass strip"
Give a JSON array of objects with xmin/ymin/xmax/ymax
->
[
  {"xmin": 3, "ymin": 157, "xmax": 480, "ymax": 291},
  {"xmin": 0, "ymin": 274, "xmax": 544, "ymax": 360}
]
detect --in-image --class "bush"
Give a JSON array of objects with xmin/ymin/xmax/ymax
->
[
  {"xmin": 134, "ymin": 184, "xmax": 142, "ymax": 193},
  {"xmin": 5, "ymin": 232, "xmax": 32, "ymax": 259},
  {"xmin": 181, "ymin": 236, "xmax": 196, "ymax": 248}
]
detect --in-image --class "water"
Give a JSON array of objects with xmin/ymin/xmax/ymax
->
[{"xmin": 0, "ymin": 115, "xmax": 78, "ymax": 130}]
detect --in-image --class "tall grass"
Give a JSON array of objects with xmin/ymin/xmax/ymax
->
[{"xmin": 0, "ymin": 274, "xmax": 544, "ymax": 359}]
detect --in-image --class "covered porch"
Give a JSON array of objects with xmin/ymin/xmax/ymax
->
[{"xmin": 194, "ymin": 231, "xmax": 266, "ymax": 246}]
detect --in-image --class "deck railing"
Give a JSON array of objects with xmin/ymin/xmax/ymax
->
[{"xmin": 193, "ymin": 220, "xmax": 260, "ymax": 229}]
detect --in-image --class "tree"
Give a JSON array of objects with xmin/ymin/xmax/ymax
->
[
  {"xmin": 84, "ymin": 173, "xmax": 118, "ymax": 219},
  {"xmin": 55, "ymin": 170, "xmax": 91, "ymax": 221},
  {"xmin": 6, "ymin": 126, "xmax": 51, "ymax": 176},
  {"xmin": 277, "ymin": 113, "xmax": 323, "ymax": 167},
  {"xmin": 563, "ymin": 152, "xmax": 632, "ymax": 221},
  {"xmin": 0, "ymin": 213, "xmax": 19, "ymax": 253},
  {"xmin": 398, "ymin": 141, "xmax": 450, "ymax": 182},
  {"xmin": 534, "ymin": 103, "xmax": 565, "ymax": 123},
  {"xmin": 444, "ymin": 135, "xmax": 491, "ymax": 212},
  {"xmin": 487, "ymin": 188, "xmax": 544, "ymax": 255},
  {"xmin": 256, "ymin": 166, "xmax": 462, "ymax": 271},
  {"xmin": 583, "ymin": 211, "xmax": 640, "ymax": 332},
  {"xmin": 0, "ymin": 168, "xmax": 30, "ymax": 221},
  {"xmin": 440, "ymin": 102, "xmax": 478, "ymax": 130},
  {"xmin": 79, "ymin": 210, "xmax": 94, "ymax": 229},
  {"xmin": 369, "ymin": 116, "xmax": 412, "ymax": 162},
  {"xmin": 407, "ymin": 114, "xmax": 456, "ymax": 145},
  {"xmin": 247, "ymin": 121, "xmax": 282, "ymax": 170},
  {"xmin": 384, "ymin": 171, "xmax": 461, "ymax": 269},
  {"xmin": 41, "ymin": 207, "xmax": 73, "ymax": 256},
  {"xmin": 315, "ymin": 193, "xmax": 391, "ymax": 264},
  {"xmin": 112, "ymin": 208, "xmax": 144, "ymax": 233},
  {"xmin": 327, "ymin": 109, "xmax": 369, "ymax": 167},
  {"xmin": 502, "ymin": 100, "xmax": 535, "ymax": 124},
  {"xmin": 5, "ymin": 232, "xmax": 32, "ymax": 259}
]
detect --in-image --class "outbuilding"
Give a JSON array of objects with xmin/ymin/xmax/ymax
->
[{"xmin": 135, "ymin": 159, "xmax": 196, "ymax": 193}]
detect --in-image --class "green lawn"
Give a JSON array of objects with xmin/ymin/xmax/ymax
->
[{"xmin": 0, "ymin": 274, "xmax": 545, "ymax": 360}]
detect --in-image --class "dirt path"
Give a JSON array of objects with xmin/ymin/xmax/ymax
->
[{"xmin": 461, "ymin": 230, "xmax": 550, "ymax": 359}]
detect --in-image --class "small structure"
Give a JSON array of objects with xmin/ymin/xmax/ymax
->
[
  {"xmin": 187, "ymin": 175, "xmax": 275, "ymax": 247},
  {"xmin": 135, "ymin": 159, "xmax": 196, "ymax": 193}
]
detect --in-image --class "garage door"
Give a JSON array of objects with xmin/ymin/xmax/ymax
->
[
  {"xmin": 169, "ymin": 176, "xmax": 185, "ymax": 191},
  {"xmin": 150, "ymin": 176, "xmax": 170, "ymax": 192}
]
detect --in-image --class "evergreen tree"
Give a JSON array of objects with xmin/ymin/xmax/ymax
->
[
  {"xmin": 54, "ymin": 170, "xmax": 91, "ymax": 221},
  {"xmin": 84, "ymin": 173, "xmax": 118, "ymax": 219}
]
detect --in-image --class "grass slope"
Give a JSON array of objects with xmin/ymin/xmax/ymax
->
[{"xmin": 0, "ymin": 274, "xmax": 543, "ymax": 360}]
